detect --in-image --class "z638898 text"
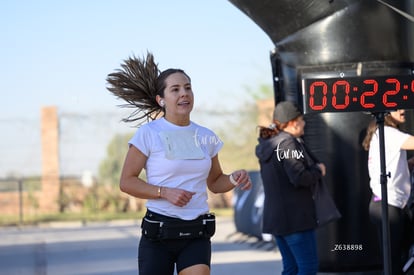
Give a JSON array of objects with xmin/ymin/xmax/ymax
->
[{"xmin": 331, "ymin": 244, "xmax": 363, "ymax": 251}]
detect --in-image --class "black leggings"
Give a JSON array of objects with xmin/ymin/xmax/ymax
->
[
  {"xmin": 138, "ymin": 236, "xmax": 211, "ymax": 275},
  {"xmin": 369, "ymin": 200, "xmax": 413, "ymax": 275},
  {"xmin": 138, "ymin": 210, "xmax": 212, "ymax": 275}
]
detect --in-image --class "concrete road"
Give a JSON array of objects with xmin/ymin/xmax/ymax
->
[{"xmin": 0, "ymin": 216, "xmax": 282, "ymax": 275}]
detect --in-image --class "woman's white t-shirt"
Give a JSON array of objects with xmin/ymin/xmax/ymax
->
[
  {"xmin": 129, "ymin": 117, "xmax": 223, "ymax": 220},
  {"xmin": 368, "ymin": 126, "xmax": 411, "ymax": 208}
]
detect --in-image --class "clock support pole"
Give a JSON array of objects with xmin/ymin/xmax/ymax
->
[{"xmin": 373, "ymin": 112, "xmax": 392, "ymax": 275}]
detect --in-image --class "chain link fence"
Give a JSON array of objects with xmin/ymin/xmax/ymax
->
[{"xmin": 0, "ymin": 106, "xmax": 253, "ymax": 223}]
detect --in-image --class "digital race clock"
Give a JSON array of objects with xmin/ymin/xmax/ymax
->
[{"xmin": 300, "ymin": 65, "xmax": 414, "ymax": 114}]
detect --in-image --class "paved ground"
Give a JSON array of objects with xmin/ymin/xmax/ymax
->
[
  {"xmin": 0, "ymin": 216, "xmax": 282, "ymax": 275},
  {"xmin": 210, "ymin": 216, "xmax": 282, "ymax": 274}
]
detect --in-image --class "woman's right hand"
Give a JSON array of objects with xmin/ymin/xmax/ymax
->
[
  {"xmin": 160, "ymin": 187, "xmax": 196, "ymax": 207},
  {"xmin": 317, "ymin": 163, "xmax": 326, "ymax": 176}
]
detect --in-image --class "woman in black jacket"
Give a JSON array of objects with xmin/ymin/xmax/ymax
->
[{"xmin": 256, "ymin": 101, "xmax": 326, "ymax": 275}]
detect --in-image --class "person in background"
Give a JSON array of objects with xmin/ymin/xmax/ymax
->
[
  {"xmin": 362, "ymin": 109, "xmax": 414, "ymax": 275},
  {"xmin": 255, "ymin": 101, "xmax": 326, "ymax": 275},
  {"xmin": 106, "ymin": 52, "xmax": 252, "ymax": 275}
]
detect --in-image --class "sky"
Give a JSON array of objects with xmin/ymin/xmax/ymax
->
[
  {"xmin": 2, "ymin": 0, "xmax": 274, "ymax": 117},
  {"xmin": 1, "ymin": 0, "xmax": 275, "ymax": 177}
]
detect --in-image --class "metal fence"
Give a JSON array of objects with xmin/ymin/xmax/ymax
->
[
  {"xmin": 0, "ymin": 107, "xmax": 246, "ymax": 180},
  {"xmin": 0, "ymin": 104, "xmax": 260, "ymax": 222}
]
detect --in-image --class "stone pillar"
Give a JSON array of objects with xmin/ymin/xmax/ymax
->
[{"xmin": 40, "ymin": 106, "xmax": 60, "ymax": 212}]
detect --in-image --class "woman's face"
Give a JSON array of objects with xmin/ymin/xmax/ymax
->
[
  {"xmin": 295, "ymin": 116, "xmax": 306, "ymax": 137},
  {"xmin": 160, "ymin": 72, "xmax": 194, "ymax": 124},
  {"xmin": 288, "ymin": 116, "xmax": 305, "ymax": 137},
  {"xmin": 390, "ymin": 109, "xmax": 406, "ymax": 124}
]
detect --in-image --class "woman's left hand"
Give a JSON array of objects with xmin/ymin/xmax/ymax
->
[{"xmin": 230, "ymin": 169, "xmax": 252, "ymax": 190}]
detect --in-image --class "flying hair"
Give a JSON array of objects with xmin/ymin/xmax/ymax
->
[{"xmin": 106, "ymin": 52, "xmax": 163, "ymax": 125}]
